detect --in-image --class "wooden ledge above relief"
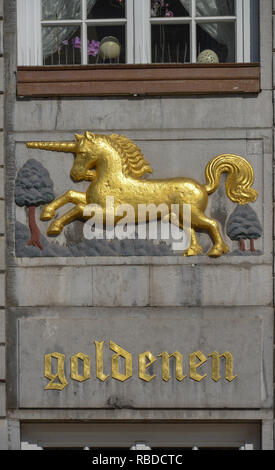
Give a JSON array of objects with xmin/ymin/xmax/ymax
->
[{"xmin": 17, "ymin": 63, "xmax": 260, "ymax": 97}]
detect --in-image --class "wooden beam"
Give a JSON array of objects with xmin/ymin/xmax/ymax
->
[{"xmin": 17, "ymin": 63, "xmax": 261, "ymax": 97}]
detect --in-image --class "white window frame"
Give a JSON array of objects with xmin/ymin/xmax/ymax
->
[
  {"xmin": 20, "ymin": 441, "xmax": 255, "ymax": 450},
  {"xmin": 20, "ymin": 423, "xmax": 261, "ymax": 450},
  {"xmin": 139, "ymin": 0, "xmax": 251, "ymax": 63},
  {"xmin": 17, "ymin": 0, "xmax": 253, "ymax": 66},
  {"xmin": 17, "ymin": 0, "xmax": 131, "ymax": 66}
]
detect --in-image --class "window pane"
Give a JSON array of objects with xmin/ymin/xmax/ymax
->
[
  {"xmin": 87, "ymin": 0, "xmax": 125, "ymax": 19},
  {"xmin": 151, "ymin": 24, "xmax": 190, "ymax": 63},
  {"xmin": 42, "ymin": 26, "xmax": 82, "ymax": 65},
  {"xmin": 151, "ymin": 0, "xmax": 190, "ymax": 17},
  {"xmin": 87, "ymin": 25, "xmax": 126, "ymax": 63},
  {"xmin": 197, "ymin": 22, "xmax": 235, "ymax": 63},
  {"xmin": 250, "ymin": 0, "xmax": 260, "ymax": 61},
  {"xmin": 42, "ymin": 0, "xmax": 81, "ymax": 20},
  {"xmin": 196, "ymin": 0, "xmax": 235, "ymax": 17}
]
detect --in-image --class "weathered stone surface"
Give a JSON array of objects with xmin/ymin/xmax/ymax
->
[
  {"xmin": 0, "ymin": 168, "xmax": 4, "ymax": 200},
  {"xmin": 0, "ymin": 273, "xmax": 4, "ymax": 308},
  {"xmin": 93, "ymin": 266, "xmax": 149, "ymax": 307},
  {"xmin": 0, "ymin": 21, "xmax": 3, "ymax": 56},
  {"xmin": 0, "ymin": 57, "xmax": 3, "ymax": 93},
  {"xmin": 0, "ymin": 96, "xmax": 3, "ymax": 130},
  {"xmin": 0, "ymin": 420, "xmax": 8, "ymax": 450},
  {"xmin": 150, "ymin": 265, "xmax": 272, "ymax": 307},
  {"xmin": 0, "ymin": 132, "xmax": 3, "ymax": 166},
  {"xmin": 0, "ymin": 310, "xmax": 5, "ymax": 343},
  {"xmin": 14, "ymin": 91, "xmax": 273, "ymax": 132},
  {"xmin": 247, "ymin": 140, "xmax": 263, "ymax": 155},
  {"xmin": 18, "ymin": 309, "xmax": 273, "ymax": 409},
  {"xmin": 10, "ymin": 263, "xmax": 272, "ymax": 307},
  {"xmin": 0, "ymin": 383, "xmax": 6, "ymax": 417},
  {"xmin": 7, "ymin": 420, "xmax": 21, "ymax": 450},
  {"xmin": 0, "ymin": 236, "xmax": 4, "ymax": 270},
  {"xmin": 0, "ymin": 345, "xmax": 5, "ymax": 380},
  {"xmin": 0, "ymin": 201, "xmax": 4, "ymax": 235},
  {"xmin": 10, "ymin": 267, "xmax": 93, "ymax": 306}
]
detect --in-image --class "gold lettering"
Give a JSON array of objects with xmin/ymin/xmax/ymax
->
[
  {"xmin": 110, "ymin": 341, "xmax": 132, "ymax": 382},
  {"xmin": 95, "ymin": 340, "xmax": 110, "ymax": 382},
  {"xmin": 189, "ymin": 351, "xmax": 207, "ymax": 382},
  {"xmin": 70, "ymin": 352, "xmax": 91, "ymax": 382},
  {"xmin": 44, "ymin": 352, "xmax": 68, "ymax": 390},
  {"xmin": 43, "ymin": 344, "xmax": 237, "ymax": 389},
  {"xmin": 139, "ymin": 351, "xmax": 157, "ymax": 382},
  {"xmin": 158, "ymin": 352, "xmax": 187, "ymax": 382},
  {"xmin": 209, "ymin": 351, "xmax": 237, "ymax": 382}
]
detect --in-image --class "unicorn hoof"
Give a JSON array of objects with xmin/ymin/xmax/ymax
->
[
  {"xmin": 47, "ymin": 222, "xmax": 63, "ymax": 236},
  {"xmin": 41, "ymin": 207, "xmax": 55, "ymax": 221},
  {"xmin": 184, "ymin": 246, "xmax": 203, "ymax": 257},
  {"xmin": 207, "ymin": 243, "xmax": 229, "ymax": 258}
]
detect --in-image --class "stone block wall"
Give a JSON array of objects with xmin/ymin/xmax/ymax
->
[
  {"xmin": 1, "ymin": 0, "xmax": 274, "ymax": 450},
  {"xmin": 273, "ymin": 0, "xmax": 275, "ymax": 449},
  {"xmin": 0, "ymin": 0, "xmax": 7, "ymax": 451}
]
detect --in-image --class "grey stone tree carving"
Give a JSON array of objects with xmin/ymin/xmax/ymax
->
[
  {"xmin": 226, "ymin": 204, "xmax": 262, "ymax": 252},
  {"xmin": 15, "ymin": 159, "xmax": 54, "ymax": 250}
]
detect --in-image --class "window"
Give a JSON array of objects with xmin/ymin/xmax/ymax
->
[
  {"xmin": 16, "ymin": 0, "xmax": 260, "ymax": 96},
  {"xmin": 20, "ymin": 423, "xmax": 261, "ymax": 450},
  {"xmin": 17, "ymin": 0, "xmax": 259, "ymax": 66}
]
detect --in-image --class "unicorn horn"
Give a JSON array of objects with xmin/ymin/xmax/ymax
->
[{"xmin": 26, "ymin": 141, "xmax": 77, "ymax": 153}]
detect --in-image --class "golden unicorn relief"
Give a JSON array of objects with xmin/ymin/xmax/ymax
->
[{"xmin": 27, "ymin": 132, "xmax": 258, "ymax": 258}]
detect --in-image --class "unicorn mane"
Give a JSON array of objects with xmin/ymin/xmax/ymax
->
[{"xmin": 108, "ymin": 134, "xmax": 153, "ymax": 179}]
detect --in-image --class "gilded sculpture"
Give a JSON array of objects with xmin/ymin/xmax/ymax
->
[{"xmin": 27, "ymin": 132, "xmax": 258, "ymax": 258}]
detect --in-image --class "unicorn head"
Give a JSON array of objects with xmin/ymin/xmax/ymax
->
[{"xmin": 27, "ymin": 131, "xmax": 99, "ymax": 182}]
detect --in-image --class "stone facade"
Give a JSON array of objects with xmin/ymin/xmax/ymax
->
[
  {"xmin": 0, "ymin": 0, "xmax": 274, "ymax": 450},
  {"xmin": 0, "ymin": 0, "xmax": 7, "ymax": 451}
]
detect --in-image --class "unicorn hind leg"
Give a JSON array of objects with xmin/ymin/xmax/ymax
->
[
  {"xmin": 184, "ymin": 228, "xmax": 203, "ymax": 256},
  {"xmin": 191, "ymin": 208, "xmax": 229, "ymax": 258},
  {"xmin": 169, "ymin": 210, "xmax": 203, "ymax": 256}
]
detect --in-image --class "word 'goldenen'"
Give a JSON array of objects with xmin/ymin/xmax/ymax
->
[{"xmin": 44, "ymin": 340, "xmax": 237, "ymax": 391}]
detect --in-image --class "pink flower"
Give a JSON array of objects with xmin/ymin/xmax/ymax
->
[
  {"xmin": 165, "ymin": 9, "xmax": 173, "ymax": 16},
  {"xmin": 151, "ymin": 0, "xmax": 173, "ymax": 17},
  {"xmin": 88, "ymin": 39, "xmax": 100, "ymax": 56},
  {"xmin": 63, "ymin": 40, "xmax": 69, "ymax": 46},
  {"xmin": 72, "ymin": 36, "xmax": 81, "ymax": 49}
]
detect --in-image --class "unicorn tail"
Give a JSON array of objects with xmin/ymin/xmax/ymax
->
[{"xmin": 204, "ymin": 154, "xmax": 258, "ymax": 205}]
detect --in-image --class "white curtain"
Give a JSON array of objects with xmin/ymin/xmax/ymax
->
[
  {"xmin": 42, "ymin": 0, "xmax": 97, "ymax": 59},
  {"xmin": 180, "ymin": 0, "xmax": 235, "ymax": 60},
  {"xmin": 192, "ymin": 0, "xmax": 235, "ymax": 17}
]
